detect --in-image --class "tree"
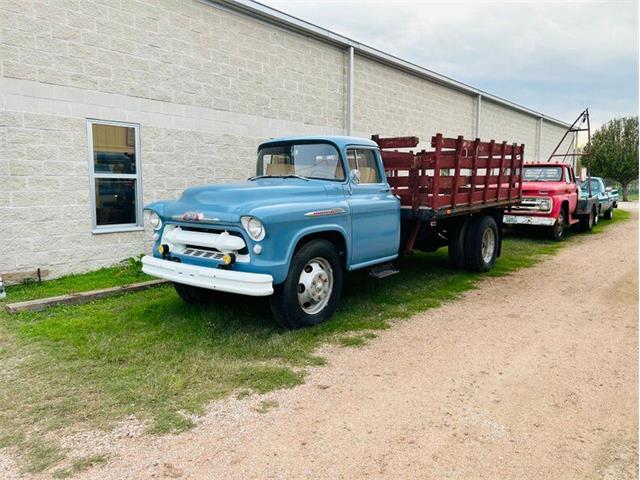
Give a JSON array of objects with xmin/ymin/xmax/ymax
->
[{"xmin": 587, "ymin": 117, "xmax": 638, "ymax": 201}]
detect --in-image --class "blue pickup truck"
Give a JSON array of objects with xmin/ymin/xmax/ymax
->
[
  {"xmin": 580, "ymin": 176, "xmax": 618, "ymax": 221},
  {"xmin": 142, "ymin": 134, "xmax": 524, "ymax": 328}
]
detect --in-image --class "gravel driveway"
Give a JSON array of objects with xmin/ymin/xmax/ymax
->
[{"xmin": 85, "ymin": 206, "xmax": 638, "ymax": 479}]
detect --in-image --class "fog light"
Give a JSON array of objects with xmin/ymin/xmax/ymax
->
[
  {"xmin": 222, "ymin": 253, "xmax": 236, "ymax": 265},
  {"xmin": 158, "ymin": 244, "xmax": 170, "ymax": 255},
  {"xmin": 253, "ymin": 244, "xmax": 262, "ymax": 255}
]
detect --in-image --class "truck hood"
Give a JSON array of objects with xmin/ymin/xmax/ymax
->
[
  {"xmin": 521, "ymin": 181, "xmax": 567, "ymax": 196},
  {"xmin": 149, "ymin": 178, "xmax": 333, "ymax": 223}
]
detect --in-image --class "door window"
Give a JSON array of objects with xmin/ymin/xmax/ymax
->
[{"xmin": 346, "ymin": 149, "xmax": 382, "ymax": 184}]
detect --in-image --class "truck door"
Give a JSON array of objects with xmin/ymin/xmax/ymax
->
[
  {"xmin": 345, "ymin": 148, "xmax": 400, "ymax": 267},
  {"xmin": 566, "ymin": 166, "xmax": 578, "ymax": 212}
]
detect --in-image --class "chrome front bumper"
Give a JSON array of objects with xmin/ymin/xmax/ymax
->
[
  {"xmin": 142, "ymin": 255, "xmax": 273, "ymax": 296},
  {"xmin": 503, "ymin": 214, "xmax": 556, "ymax": 227}
]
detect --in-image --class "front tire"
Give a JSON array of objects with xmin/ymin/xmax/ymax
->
[
  {"xmin": 270, "ymin": 239, "xmax": 344, "ymax": 329},
  {"xmin": 579, "ymin": 208, "xmax": 595, "ymax": 232},
  {"xmin": 548, "ymin": 209, "xmax": 566, "ymax": 241},
  {"xmin": 464, "ymin": 215, "xmax": 498, "ymax": 272}
]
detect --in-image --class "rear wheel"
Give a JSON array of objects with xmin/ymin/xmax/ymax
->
[
  {"xmin": 604, "ymin": 207, "xmax": 613, "ymax": 220},
  {"xmin": 447, "ymin": 220, "xmax": 468, "ymax": 270},
  {"xmin": 548, "ymin": 209, "xmax": 566, "ymax": 241},
  {"xmin": 270, "ymin": 239, "xmax": 343, "ymax": 329},
  {"xmin": 173, "ymin": 283, "xmax": 215, "ymax": 304},
  {"xmin": 464, "ymin": 215, "xmax": 498, "ymax": 272}
]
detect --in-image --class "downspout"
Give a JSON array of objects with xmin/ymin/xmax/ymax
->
[
  {"xmin": 536, "ymin": 117, "xmax": 544, "ymax": 161},
  {"xmin": 346, "ymin": 46, "xmax": 354, "ymax": 136},
  {"xmin": 474, "ymin": 94, "xmax": 482, "ymax": 138}
]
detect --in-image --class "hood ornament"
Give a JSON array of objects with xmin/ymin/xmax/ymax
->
[{"xmin": 172, "ymin": 212, "xmax": 220, "ymax": 222}]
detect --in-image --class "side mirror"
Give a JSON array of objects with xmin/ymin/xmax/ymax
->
[{"xmin": 347, "ymin": 169, "xmax": 360, "ymax": 194}]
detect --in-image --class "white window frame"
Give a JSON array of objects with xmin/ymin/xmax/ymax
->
[{"xmin": 87, "ymin": 119, "xmax": 143, "ymax": 234}]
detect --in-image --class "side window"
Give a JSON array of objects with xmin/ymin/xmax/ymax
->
[
  {"xmin": 347, "ymin": 149, "xmax": 382, "ymax": 184},
  {"xmin": 88, "ymin": 120, "xmax": 142, "ymax": 232}
]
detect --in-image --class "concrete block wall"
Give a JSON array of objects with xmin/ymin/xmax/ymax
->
[
  {"xmin": 540, "ymin": 122, "xmax": 575, "ymax": 163},
  {"xmin": 353, "ymin": 55, "xmax": 476, "ymax": 149},
  {"xmin": 480, "ymin": 100, "xmax": 538, "ymax": 161}
]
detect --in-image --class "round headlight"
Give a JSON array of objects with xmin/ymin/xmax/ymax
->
[
  {"xmin": 540, "ymin": 199, "xmax": 551, "ymax": 210},
  {"xmin": 241, "ymin": 216, "xmax": 266, "ymax": 241},
  {"xmin": 147, "ymin": 210, "xmax": 162, "ymax": 230}
]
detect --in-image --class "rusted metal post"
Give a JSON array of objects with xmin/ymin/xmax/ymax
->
[
  {"xmin": 469, "ymin": 138, "xmax": 480, "ymax": 205},
  {"xmin": 483, "ymin": 140, "xmax": 495, "ymax": 203},
  {"xmin": 497, "ymin": 141, "xmax": 507, "ymax": 200},
  {"xmin": 451, "ymin": 135, "xmax": 463, "ymax": 207},
  {"xmin": 432, "ymin": 133, "xmax": 443, "ymax": 210}
]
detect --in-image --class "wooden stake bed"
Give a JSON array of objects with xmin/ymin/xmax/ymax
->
[{"xmin": 373, "ymin": 133, "xmax": 524, "ymax": 217}]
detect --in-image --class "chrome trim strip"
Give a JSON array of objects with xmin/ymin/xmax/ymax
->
[{"xmin": 304, "ymin": 208, "xmax": 346, "ymax": 217}]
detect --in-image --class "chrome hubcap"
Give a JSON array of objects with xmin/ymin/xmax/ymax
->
[
  {"xmin": 297, "ymin": 257, "xmax": 333, "ymax": 314},
  {"xmin": 481, "ymin": 228, "xmax": 496, "ymax": 264}
]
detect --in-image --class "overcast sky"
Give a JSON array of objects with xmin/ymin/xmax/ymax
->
[{"xmin": 261, "ymin": 0, "xmax": 638, "ymax": 131}]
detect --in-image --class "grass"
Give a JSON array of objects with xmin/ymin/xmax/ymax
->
[{"xmin": 0, "ymin": 211, "xmax": 630, "ymax": 476}]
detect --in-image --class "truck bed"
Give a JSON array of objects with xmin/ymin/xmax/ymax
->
[{"xmin": 373, "ymin": 133, "xmax": 524, "ymax": 218}]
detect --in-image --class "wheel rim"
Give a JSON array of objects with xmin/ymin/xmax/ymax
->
[
  {"xmin": 297, "ymin": 257, "xmax": 333, "ymax": 314},
  {"xmin": 594, "ymin": 210, "xmax": 599, "ymax": 224},
  {"xmin": 481, "ymin": 228, "xmax": 496, "ymax": 264},
  {"xmin": 556, "ymin": 212, "xmax": 565, "ymax": 237}
]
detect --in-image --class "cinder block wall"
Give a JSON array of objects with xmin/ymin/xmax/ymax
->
[
  {"xmin": 0, "ymin": 0, "xmax": 573, "ymax": 278},
  {"xmin": 353, "ymin": 55, "xmax": 476, "ymax": 149}
]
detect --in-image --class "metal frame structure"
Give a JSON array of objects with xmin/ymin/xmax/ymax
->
[{"xmin": 546, "ymin": 108, "xmax": 591, "ymax": 194}]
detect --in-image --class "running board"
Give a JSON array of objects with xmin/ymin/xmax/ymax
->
[{"xmin": 368, "ymin": 262, "xmax": 399, "ymax": 279}]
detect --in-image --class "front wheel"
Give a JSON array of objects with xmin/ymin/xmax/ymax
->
[
  {"xmin": 548, "ymin": 210, "xmax": 566, "ymax": 241},
  {"xmin": 579, "ymin": 208, "xmax": 595, "ymax": 232},
  {"xmin": 464, "ymin": 215, "xmax": 498, "ymax": 272},
  {"xmin": 270, "ymin": 239, "xmax": 344, "ymax": 329}
]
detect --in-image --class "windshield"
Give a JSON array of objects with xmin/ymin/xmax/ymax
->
[
  {"xmin": 523, "ymin": 166, "xmax": 563, "ymax": 182},
  {"xmin": 580, "ymin": 179, "xmax": 601, "ymax": 193},
  {"xmin": 255, "ymin": 143, "xmax": 345, "ymax": 181}
]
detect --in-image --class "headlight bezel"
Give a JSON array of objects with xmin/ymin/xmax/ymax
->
[
  {"xmin": 241, "ymin": 215, "xmax": 266, "ymax": 241},
  {"xmin": 145, "ymin": 209, "xmax": 163, "ymax": 231}
]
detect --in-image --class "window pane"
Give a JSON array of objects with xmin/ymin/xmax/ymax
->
[
  {"xmin": 257, "ymin": 143, "xmax": 344, "ymax": 180},
  {"xmin": 92, "ymin": 124, "xmax": 136, "ymax": 174},
  {"xmin": 355, "ymin": 149, "xmax": 382, "ymax": 183},
  {"xmin": 95, "ymin": 178, "xmax": 136, "ymax": 226}
]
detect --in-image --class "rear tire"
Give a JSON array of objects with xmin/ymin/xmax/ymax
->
[
  {"xmin": 270, "ymin": 239, "xmax": 343, "ymax": 329},
  {"xmin": 464, "ymin": 215, "xmax": 498, "ymax": 272},
  {"xmin": 548, "ymin": 209, "xmax": 566, "ymax": 241},
  {"xmin": 173, "ymin": 283, "xmax": 215, "ymax": 304},
  {"xmin": 447, "ymin": 220, "xmax": 468, "ymax": 270},
  {"xmin": 604, "ymin": 207, "xmax": 613, "ymax": 220}
]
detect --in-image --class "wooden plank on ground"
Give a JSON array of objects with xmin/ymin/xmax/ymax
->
[{"xmin": 4, "ymin": 279, "xmax": 169, "ymax": 314}]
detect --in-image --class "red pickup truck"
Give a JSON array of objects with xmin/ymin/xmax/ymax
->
[{"xmin": 503, "ymin": 163, "xmax": 598, "ymax": 240}]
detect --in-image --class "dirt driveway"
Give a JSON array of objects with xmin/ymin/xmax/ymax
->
[{"xmin": 86, "ymin": 208, "xmax": 638, "ymax": 479}]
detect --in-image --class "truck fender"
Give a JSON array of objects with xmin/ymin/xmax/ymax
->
[{"xmin": 284, "ymin": 224, "xmax": 350, "ymax": 272}]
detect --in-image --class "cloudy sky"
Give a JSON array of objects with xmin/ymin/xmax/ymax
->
[{"xmin": 261, "ymin": 0, "xmax": 638, "ymax": 130}]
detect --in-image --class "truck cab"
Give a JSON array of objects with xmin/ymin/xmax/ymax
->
[
  {"xmin": 142, "ymin": 136, "xmax": 400, "ymax": 328},
  {"xmin": 504, "ymin": 162, "xmax": 598, "ymax": 240}
]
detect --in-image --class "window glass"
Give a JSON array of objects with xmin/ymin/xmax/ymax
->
[
  {"xmin": 257, "ymin": 143, "xmax": 344, "ymax": 181},
  {"xmin": 92, "ymin": 124, "xmax": 136, "ymax": 174},
  {"xmin": 95, "ymin": 178, "xmax": 137, "ymax": 225},
  {"xmin": 347, "ymin": 149, "xmax": 382, "ymax": 184},
  {"xmin": 580, "ymin": 179, "xmax": 601, "ymax": 193},
  {"xmin": 522, "ymin": 166, "xmax": 563, "ymax": 182},
  {"xmin": 89, "ymin": 121, "xmax": 141, "ymax": 230}
]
